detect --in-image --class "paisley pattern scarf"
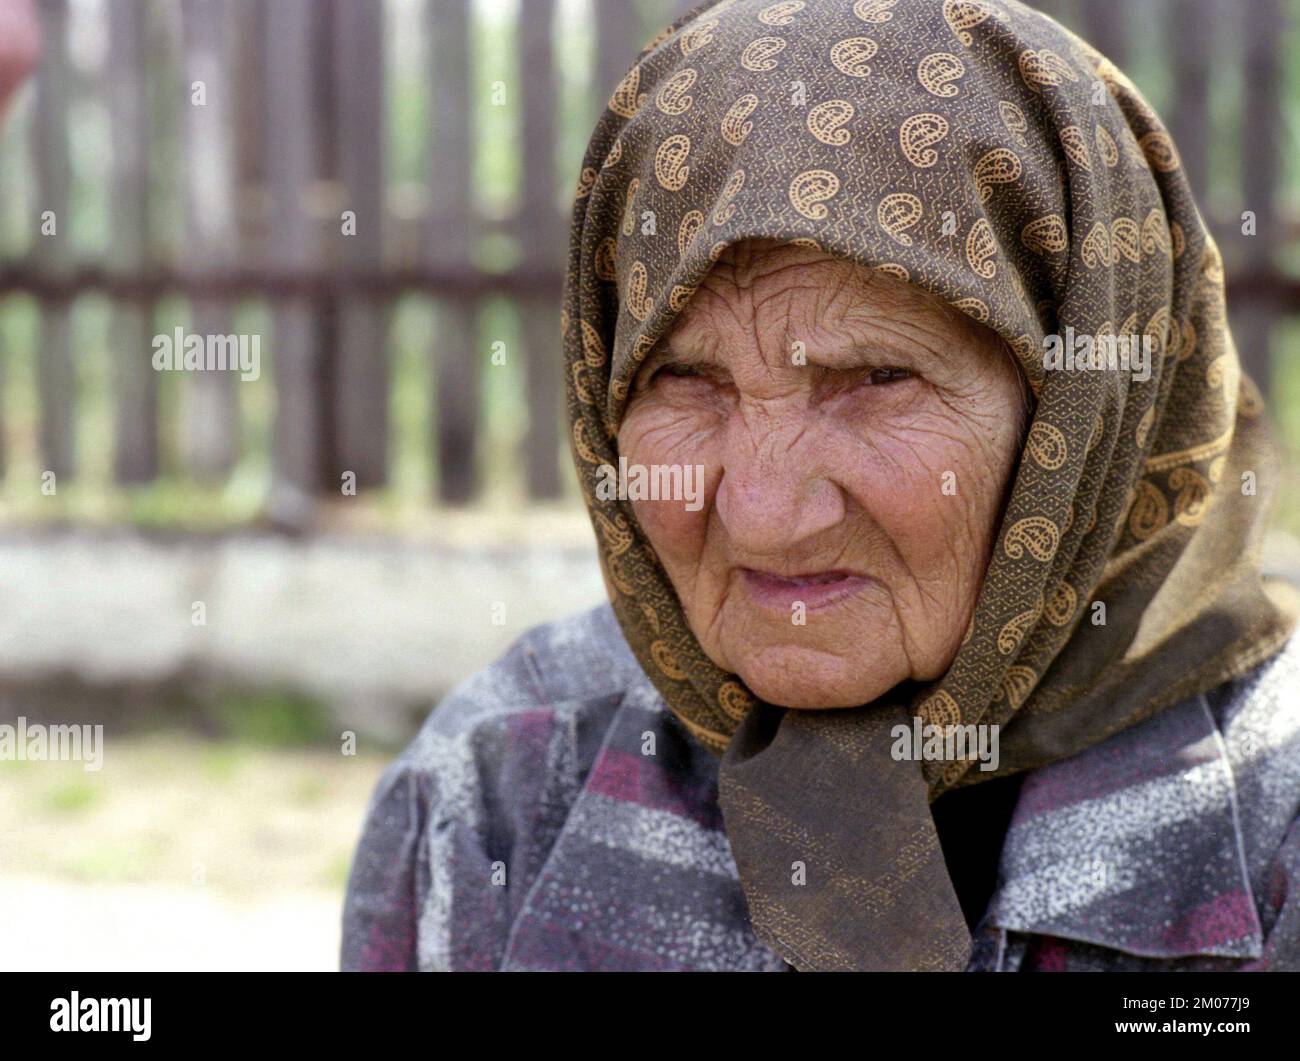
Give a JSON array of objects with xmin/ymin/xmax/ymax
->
[{"xmin": 561, "ymin": 0, "xmax": 1298, "ymax": 970}]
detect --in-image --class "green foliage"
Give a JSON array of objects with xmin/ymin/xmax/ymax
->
[
  {"xmin": 209, "ymin": 690, "xmax": 337, "ymax": 749},
  {"xmin": 42, "ymin": 778, "xmax": 101, "ymax": 814}
]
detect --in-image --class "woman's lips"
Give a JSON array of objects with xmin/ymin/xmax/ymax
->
[{"xmin": 738, "ymin": 567, "xmax": 873, "ymax": 613}]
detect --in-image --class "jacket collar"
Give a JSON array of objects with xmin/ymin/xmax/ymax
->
[{"xmin": 983, "ymin": 691, "xmax": 1264, "ymax": 961}]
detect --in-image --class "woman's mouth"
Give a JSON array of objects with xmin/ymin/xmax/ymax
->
[{"xmin": 737, "ymin": 567, "xmax": 874, "ymax": 613}]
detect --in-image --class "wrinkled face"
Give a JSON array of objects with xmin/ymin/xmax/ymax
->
[{"xmin": 618, "ymin": 239, "xmax": 1027, "ymax": 710}]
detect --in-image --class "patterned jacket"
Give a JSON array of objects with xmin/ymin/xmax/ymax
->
[{"xmin": 341, "ymin": 604, "xmax": 1300, "ymax": 971}]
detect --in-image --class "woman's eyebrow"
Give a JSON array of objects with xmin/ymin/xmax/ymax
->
[
  {"xmin": 844, "ymin": 316, "xmax": 959, "ymax": 364},
  {"xmin": 628, "ymin": 342, "xmax": 703, "ymax": 387},
  {"xmin": 792, "ymin": 328, "xmax": 941, "ymax": 367},
  {"xmin": 639, "ymin": 335, "xmax": 719, "ymax": 369},
  {"xmin": 638, "ymin": 319, "xmax": 952, "ymax": 372}
]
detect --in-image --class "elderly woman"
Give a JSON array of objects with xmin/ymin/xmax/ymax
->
[{"xmin": 343, "ymin": 0, "xmax": 1300, "ymax": 971}]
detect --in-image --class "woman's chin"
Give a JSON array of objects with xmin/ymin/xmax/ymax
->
[{"xmin": 729, "ymin": 642, "xmax": 900, "ymax": 710}]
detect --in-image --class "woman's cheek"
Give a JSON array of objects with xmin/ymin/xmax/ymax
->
[
  {"xmin": 619, "ymin": 405, "xmax": 719, "ymax": 564},
  {"xmin": 840, "ymin": 411, "xmax": 992, "ymax": 543},
  {"xmin": 630, "ymin": 492, "xmax": 706, "ymax": 567}
]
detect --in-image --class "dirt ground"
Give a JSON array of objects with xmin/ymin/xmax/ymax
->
[{"xmin": 0, "ymin": 734, "xmax": 390, "ymax": 971}]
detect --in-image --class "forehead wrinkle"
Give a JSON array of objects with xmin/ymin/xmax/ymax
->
[
  {"xmin": 838, "ymin": 286, "xmax": 988, "ymax": 368},
  {"xmin": 642, "ymin": 324, "xmax": 722, "ymax": 370},
  {"xmin": 652, "ymin": 244, "xmax": 994, "ymax": 379},
  {"xmin": 699, "ymin": 257, "xmax": 867, "ymax": 376},
  {"xmin": 842, "ymin": 312, "xmax": 959, "ymax": 366},
  {"xmin": 656, "ymin": 273, "xmax": 786, "ymax": 375},
  {"xmin": 809, "ymin": 276, "xmax": 969, "ymax": 369},
  {"xmin": 721, "ymin": 248, "xmax": 966, "ymax": 368},
  {"xmin": 695, "ymin": 239, "xmax": 848, "ymax": 303}
]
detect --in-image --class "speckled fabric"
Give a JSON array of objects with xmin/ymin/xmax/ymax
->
[
  {"xmin": 340, "ymin": 605, "xmax": 1300, "ymax": 971},
  {"xmin": 560, "ymin": 0, "xmax": 1298, "ymax": 969}
]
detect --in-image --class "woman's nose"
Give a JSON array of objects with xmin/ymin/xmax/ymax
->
[{"xmin": 713, "ymin": 418, "xmax": 846, "ymax": 556}]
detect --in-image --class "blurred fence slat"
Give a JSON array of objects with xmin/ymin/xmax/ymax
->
[
  {"xmin": 1233, "ymin": 0, "xmax": 1285, "ymax": 393},
  {"xmin": 265, "ymin": 0, "xmax": 327, "ymax": 518},
  {"xmin": 520, "ymin": 0, "xmax": 561, "ymax": 500},
  {"xmin": 30, "ymin": 0, "xmax": 74, "ymax": 483},
  {"xmin": 1167, "ymin": 2, "xmax": 1213, "ymax": 215},
  {"xmin": 333, "ymin": 0, "xmax": 389, "ymax": 491},
  {"xmin": 1079, "ymin": 0, "xmax": 1126, "ymax": 69},
  {"xmin": 596, "ymin": 1, "xmax": 645, "ymax": 106},
  {"xmin": 181, "ymin": 0, "xmax": 240, "ymax": 480},
  {"xmin": 428, "ymin": 0, "xmax": 477, "ymax": 504},
  {"xmin": 1029, "ymin": 0, "xmax": 1069, "ymax": 24},
  {"xmin": 108, "ymin": 0, "xmax": 157, "ymax": 484},
  {"xmin": 233, "ymin": 0, "xmax": 266, "ymax": 244}
]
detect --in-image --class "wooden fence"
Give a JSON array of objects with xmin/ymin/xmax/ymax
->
[{"xmin": 0, "ymin": 0, "xmax": 1295, "ymax": 516}]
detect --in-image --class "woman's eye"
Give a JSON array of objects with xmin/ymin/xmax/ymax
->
[
  {"xmin": 661, "ymin": 363, "xmax": 704, "ymax": 378},
  {"xmin": 651, "ymin": 363, "xmax": 708, "ymax": 384},
  {"xmin": 866, "ymin": 366, "xmax": 912, "ymax": 385}
]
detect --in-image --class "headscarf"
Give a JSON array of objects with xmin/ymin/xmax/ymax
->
[{"xmin": 562, "ymin": 0, "xmax": 1298, "ymax": 970}]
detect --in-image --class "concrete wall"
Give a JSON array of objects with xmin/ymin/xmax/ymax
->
[{"xmin": 0, "ymin": 527, "xmax": 606, "ymax": 742}]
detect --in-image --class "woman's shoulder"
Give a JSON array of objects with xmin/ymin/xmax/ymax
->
[
  {"xmin": 341, "ymin": 606, "xmax": 731, "ymax": 971},
  {"xmin": 1211, "ymin": 624, "xmax": 1300, "ymax": 719},
  {"xmin": 1208, "ymin": 627, "xmax": 1300, "ymax": 871},
  {"xmin": 978, "ymin": 629, "xmax": 1300, "ymax": 970},
  {"xmin": 1207, "ymin": 626, "xmax": 1300, "ymax": 803},
  {"xmin": 353, "ymin": 604, "xmax": 663, "ymax": 844}
]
